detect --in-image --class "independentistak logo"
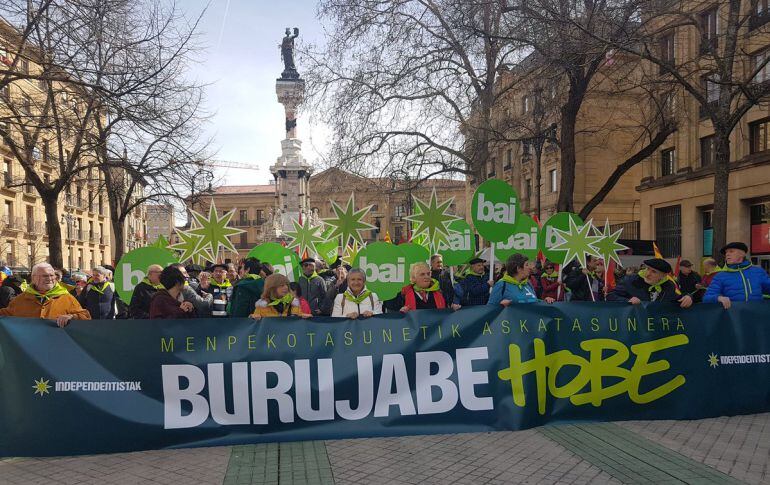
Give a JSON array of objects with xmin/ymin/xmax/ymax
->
[
  {"xmin": 32, "ymin": 377, "xmax": 142, "ymax": 396},
  {"xmin": 708, "ymin": 353, "xmax": 770, "ymax": 368}
]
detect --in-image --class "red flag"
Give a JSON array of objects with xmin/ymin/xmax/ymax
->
[
  {"xmin": 605, "ymin": 260, "xmax": 617, "ymax": 295},
  {"xmin": 673, "ymin": 255, "xmax": 682, "ymax": 277}
]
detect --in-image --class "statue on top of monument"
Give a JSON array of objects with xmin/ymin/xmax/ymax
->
[{"xmin": 280, "ymin": 27, "xmax": 300, "ymax": 79}]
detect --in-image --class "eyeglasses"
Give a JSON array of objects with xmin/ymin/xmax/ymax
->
[{"xmin": 37, "ymin": 274, "xmax": 56, "ymax": 280}]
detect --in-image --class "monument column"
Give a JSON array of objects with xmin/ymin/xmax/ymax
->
[{"xmin": 270, "ymin": 27, "xmax": 313, "ymax": 237}]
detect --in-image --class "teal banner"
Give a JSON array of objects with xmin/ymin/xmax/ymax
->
[{"xmin": 1, "ymin": 303, "xmax": 770, "ymax": 457}]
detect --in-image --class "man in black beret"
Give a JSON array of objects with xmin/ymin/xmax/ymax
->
[{"xmin": 607, "ymin": 258, "xmax": 693, "ymax": 307}]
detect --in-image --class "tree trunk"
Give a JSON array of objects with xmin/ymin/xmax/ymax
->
[
  {"xmin": 557, "ymin": 100, "xmax": 579, "ymax": 213},
  {"xmin": 711, "ymin": 131, "xmax": 731, "ymax": 265},
  {"xmin": 534, "ymin": 141, "xmax": 543, "ymax": 220},
  {"xmin": 112, "ymin": 216, "xmax": 125, "ymax": 263},
  {"xmin": 42, "ymin": 195, "xmax": 64, "ymax": 269}
]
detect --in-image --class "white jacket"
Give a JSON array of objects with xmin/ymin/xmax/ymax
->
[{"xmin": 332, "ymin": 289, "xmax": 383, "ymax": 317}]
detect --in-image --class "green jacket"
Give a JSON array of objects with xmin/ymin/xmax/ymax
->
[{"xmin": 229, "ymin": 276, "xmax": 265, "ymax": 317}]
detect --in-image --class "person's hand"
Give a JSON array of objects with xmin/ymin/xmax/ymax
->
[
  {"xmin": 717, "ymin": 296, "xmax": 731, "ymax": 309},
  {"xmin": 180, "ymin": 301, "xmax": 194, "ymax": 312},
  {"xmin": 249, "ymin": 313, "xmax": 262, "ymax": 320},
  {"xmin": 544, "ymin": 297, "xmax": 555, "ymax": 304},
  {"xmin": 628, "ymin": 297, "xmax": 642, "ymax": 305},
  {"xmin": 300, "ymin": 313, "xmax": 312, "ymax": 319},
  {"xmin": 56, "ymin": 314, "xmax": 73, "ymax": 328},
  {"xmin": 345, "ymin": 312, "xmax": 359, "ymax": 319},
  {"xmin": 500, "ymin": 299, "xmax": 512, "ymax": 307},
  {"xmin": 679, "ymin": 295, "xmax": 693, "ymax": 308},
  {"xmin": 451, "ymin": 303, "xmax": 462, "ymax": 311},
  {"xmin": 400, "ymin": 305, "xmax": 409, "ymax": 313},
  {"xmin": 695, "ymin": 284, "xmax": 705, "ymax": 290},
  {"xmin": 582, "ymin": 268, "xmax": 590, "ymax": 276},
  {"xmin": 361, "ymin": 310, "xmax": 373, "ymax": 318}
]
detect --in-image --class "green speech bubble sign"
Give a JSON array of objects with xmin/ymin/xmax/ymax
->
[
  {"xmin": 352, "ymin": 242, "xmax": 408, "ymax": 300},
  {"xmin": 247, "ymin": 242, "xmax": 301, "ymax": 282},
  {"xmin": 495, "ymin": 214, "xmax": 540, "ymax": 261},
  {"xmin": 471, "ymin": 179, "xmax": 520, "ymax": 242},
  {"xmin": 114, "ymin": 247, "xmax": 179, "ymax": 302},
  {"xmin": 438, "ymin": 219, "xmax": 475, "ymax": 266},
  {"xmin": 539, "ymin": 212, "xmax": 584, "ymax": 264}
]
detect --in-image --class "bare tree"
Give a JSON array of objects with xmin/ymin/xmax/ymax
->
[{"xmin": 304, "ymin": 0, "xmax": 524, "ymax": 185}]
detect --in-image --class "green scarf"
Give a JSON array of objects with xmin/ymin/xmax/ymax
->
[
  {"xmin": 501, "ymin": 274, "xmax": 529, "ymax": 289},
  {"xmin": 243, "ymin": 274, "xmax": 261, "ymax": 281},
  {"xmin": 413, "ymin": 279, "xmax": 440, "ymax": 293},
  {"xmin": 301, "ymin": 272, "xmax": 320, "ymax": 281},
  {"xmin": 647, "ymin": 275, "xmax": 679, "ymax": 295},
  {"xmin": 25, "ymin": 282, "xmax": 69, "ymax": 303},
  {"xmin": 88, "ymin": 281, "xmax": 111, "ymax": 295},
  {"xmin": 142, "ymin": 277, "xmax": 164, "ymax": 290},
  {"xmin": 210, "ymin": 279, "xmax": 232, "ymax": 289},
  {"xmin": 344, "ymin": 288, "xmax": 372, "ymax": 304},
  {"xmin": 268, "ymin": 294, "xmax": 294, "ymax": 306},
  {"xmin": 465, "ymin": 270, "xmax": 484, "ymax": 277}
]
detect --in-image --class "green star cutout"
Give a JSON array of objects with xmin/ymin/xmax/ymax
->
[
  {"xmin": 552, "ymin": 218, "xmax": 602, "ymax": 268},
  {"xmin": 343, "ymin": 240, "xmax": 363, "ymax": 264},
  {"xmin": 169, "ymin": 229, "xmax": 214, "ymax": 264},
  {"xmin": 187, "ymin": 199, "xmax": 245, "ymax": 259},
  {"xmin": 404, "ymin": 188, "xmax": 459, "ymax": 252},
  {"xmin": 707, "ymin": 353, "xmax": 719, "ymax": 368},
  {"xmin": 32, "ymin": 377, "xmax": 51, "ymax": 396},
  {"xmin": 285, "ymin": 218, "xmax": 325, "ymax": 257},
  {"xmin": 591, "ymin": 219, "xmax": 629, "ymax": 267},
  {"xmin": 150, "ymin": 234, "xmax": 170, "ymax": 249},
  {"xmin": 323, "ymin": 193, "xmax": 377, "ymax": 247}
]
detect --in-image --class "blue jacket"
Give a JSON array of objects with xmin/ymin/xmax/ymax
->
[
  {"xmin": 488, "ymin": 278, "xmax": 538, "ymax": 305},
  {"xmin": 453, "ymin": 273, "xmax": 490, "ymax": 306},
  {"xmin": 703, "ymin": 261, "xmax": 770, "ymax": 303}
]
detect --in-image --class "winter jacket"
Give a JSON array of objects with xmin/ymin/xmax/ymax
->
[
  {"xmin": 677, "ymin": 271, "xmax": 701, "ymax": 297},
  {"xmin": 251, "ymin": 298, "xmax": 302, "ymax": 318},
  {"xmin": 564, "ymin": 264, "xmax": 603, "ymax": 301},
  {"xmin": 78, "ymin": 281, "xmax": 116, "ymax": 319},
  {"xmin": 703, "ymin": 261, "xmax": 770, "ymax": 303},
  {"xmin": 0, "ymin": 287, "xmax": 90, "ymax": 320},
  {"xmin": 149, "ymin": 290, "xmax": 196, "ymax": 319},
  {"xmin": 452, "ymin": 273, "xmax": 490, "ymax": 306},
  {"xmin": 129, "ymin": 280, "xmax": 162, "ymax": 319},
  {"xmin": 432, "ymin": 269, "xmax": 455, "ymax": 306},
  {"xmin": 0, "ymin": 286, "xmax": 15, "ymax": 309},
  {"xmin": 332, "ymin": 288, "xmax": 383, "ymax": 317},
  {"xmin": 298, "ymin": 273, "xmax": 327, "ymax": 315},
  {"xmin": 540, "ymin": 273, "xmax": 562, "ymax": 301},
  {"xmin": 180, "ymin": 284, "xmax": 212, "ymax": 317},
  {"xmin": 488, "ymin": 277, "xmax": 539, "ymax": 305},
  {"xmin": 606, "ymin": 274, "xmax": 681, "ymax": 303},
  {"xmin": 229, "ymin": 275, "xmax": 265, "ymax": 317}
]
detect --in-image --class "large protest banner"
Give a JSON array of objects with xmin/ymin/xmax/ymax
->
[{"xmin": 1, "ymin": 302, "xmax": 770, "ymax": 457}]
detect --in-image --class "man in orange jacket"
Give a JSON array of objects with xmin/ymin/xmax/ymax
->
[{"xmin": 0, "ymin": 262, "xmax": 90, "ymax": 326}]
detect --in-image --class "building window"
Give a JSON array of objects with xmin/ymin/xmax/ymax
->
[
  {"xmin": 239, "ymin": 209, "xmax": 247, "ymax": 225},
  {"xmin": 660, "ymin": 148, "xmax": 675, "ymax": 176},
  {"xmin": 750, "ymin": 118, "xmax": 770, "ymax": 154},
  {"xmin": 522, "ymin": 141, "xmax": 530, "ymax": 156},
  {"xmin": 750, "ymin": 202, "xmax": 770, "ymax": 255},
  {"xmin": 655, "ymin": 205, "xmax": 681, "ymax": 258},
  {"xmin": 703, "ymin": 75, "xmax": 719, "ymax": 103},
  {"xmin": 700, "ymin": 135, "xmax": 716, "ymax": 166},
  {"xmin": 487, "ymin": 158, "xmax": 496, "ymax": 177},
  {"xmin": 525, "ymin": 178, "xmax": 532, "ymax": 200},
  {"xmin": 240, "ymin": 232, "xmax": 248, "ymax": 246},
  {"xmin": 751, "ymin": 0, "xmax": 770, "ymax": 30},
  {"xmin": 660, "ymin": 32, "xmax": 675, "ymax": 68},
  {"xmin": 19, "ymin": 58, "xmax": 28, "ymax": 74},
  {"xmin": 752, "ymin": 49, "xmax": 770, "ymax": 84},
  {"xmin": 256, "ymin": 209, "xmax": 265, "ymax": 224},
  {"xmin": 371, "ymin": 204, "xmax": 379, "ymax": 212},
  {"xmin": 549, "ymin": 169, "xmax": 557, "ymax": 193},
  {"xmin": 699, "ymin": 8, "xmax": 718, "ymax": 53},
  {"xmin": 702, "ymin": 209, "xmax": 713, "ymax": 257},
  {"xmin": 504, "ymin": 149, "xmax": 512, "ymax": 170},
  {"xmin": 394, "ymin": 205, "xmax": 406, "ymax": 218}
]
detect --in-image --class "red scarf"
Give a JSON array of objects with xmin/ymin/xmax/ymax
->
[{"xmin": 402, "ymin": 285, "xmax": 446, "ymax": 311}]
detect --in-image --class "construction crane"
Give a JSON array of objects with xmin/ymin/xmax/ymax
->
[{"xmin": 206, "ymin": 160, "xmax": 264, "ymax": 171}]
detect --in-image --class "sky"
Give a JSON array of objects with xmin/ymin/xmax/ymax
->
[{"xmin": 182, "ymin": 0, "xmax": 329, "ymax": 186}]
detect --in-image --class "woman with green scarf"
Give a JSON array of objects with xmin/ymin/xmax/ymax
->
[
  {"xmin": 331, "ymin": 268, "xmax": 382, "ymax": 318},
  {"xmin": 489, "ymin": 254, "xmax": 555, "ymax": 306},
  {"xmin": 250, "ymin": 274, "xmax": 310, "ymax": 319}
]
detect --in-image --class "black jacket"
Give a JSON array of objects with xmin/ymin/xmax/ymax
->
[
  {"xmin": 677, "ymin": 271, "xmax": 701, "ymax": 297},
  {"xmin": 79, "ymin": 281, "xmax": 117, "ymax": 319},
  {"xmin": 129, "ymin": 281, "xmax": 159, "ymax": 319},
  {"xmin": 607, "ymin": 274, "xmax": 681, "ymax": 303},
  {"xmin": 564, "ymin": 263, "xmax": 603, "ymax": 301}
]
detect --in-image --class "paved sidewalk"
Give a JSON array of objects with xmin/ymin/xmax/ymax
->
[{"xmin": 1, "ymin": 413, "xmax": 768, "ymax": 484}]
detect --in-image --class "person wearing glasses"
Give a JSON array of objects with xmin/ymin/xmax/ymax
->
[
  {"xmin": 0, "ymin": 262, "xmax": 90, "ymax": 326},
  {"xmin": 128, "ymin": 264, "xmax": 164, "ymax": 319}
]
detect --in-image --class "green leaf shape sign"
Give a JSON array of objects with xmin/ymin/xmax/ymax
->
[
  {"xmin": 438, "ymin": 219, "xmax": 475, "ymax": 266},
  {"xmin": 495, "ymin": 214, "xmax": 540, "ymax": 261},
  {"xmin": 539, "ymin": 212, "xmax": 584, "ymax": 264}
]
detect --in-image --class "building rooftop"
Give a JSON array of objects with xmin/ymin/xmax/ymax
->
[{"xmin": 210, "ymin": 185, "xmax": 275, "ymax": 195}]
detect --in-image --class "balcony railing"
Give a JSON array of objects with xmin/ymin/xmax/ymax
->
[
  {"xmin": 1, "ymin": 215, "xmax": 22, "ymax": 230},
  {"xmin": 610, "ymin": 221, "xmax": 640, "ymax": 241},
  {"xmin": 234, "ymin": 241, "xmax": 252, "ymax": 249},
  {"xmin": 253, "ymin": 218, "xmax": 267, "ymax": 226},
  {"xmin": 100, "ymin": 235, "xmax": 109, "ymax": 245}
]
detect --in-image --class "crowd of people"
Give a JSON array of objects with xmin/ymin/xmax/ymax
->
[{"xmin": 0, "ymin": 241, "xmax": 768, "ymax": 326}]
